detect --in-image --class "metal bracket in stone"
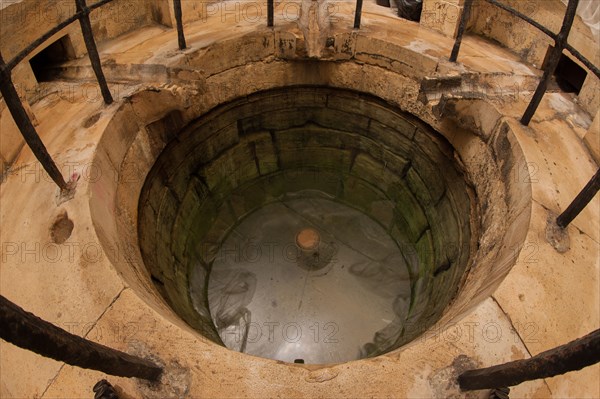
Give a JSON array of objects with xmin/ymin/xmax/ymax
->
[
  {"xmin": 489, "ymin": 387, "xmax": 510, "ymax": 399},
  {"xmin": 93, "ymin": 379, "xmax": 120, "ymax": 399},
  {"xmin": 545, "ymin": 210, "xmax": 571, "ymax": 254},
  {"xmin": 55, "ymin": 172, "xmax": 80, "ymax": 206}
]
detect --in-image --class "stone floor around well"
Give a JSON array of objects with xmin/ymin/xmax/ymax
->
[{"xmin": 0, "ymin": 1, "xmax": 598, "ymax": 397}]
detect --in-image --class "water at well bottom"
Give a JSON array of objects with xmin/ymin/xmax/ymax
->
[{"xmin": 200, "ymin": 194, "xmax": 412, "ymax": 363}]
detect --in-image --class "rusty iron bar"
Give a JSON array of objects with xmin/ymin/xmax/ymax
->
[
  {"xmin": 556, "ymin": 169, "xmax": 600, "ymax": 228},
  {"xmin": 173, "ymin": 0, "xmax": 187, "ymax": 50},
  {"xmin": 354, "ymin": 0, "xmax": 363, "ymax": 29},
  {"xmin": 4, "ymin": 0, "xmax": 116, "ymax": 72},
  {"xmin": 5, "ymin": 14, "xmax": 81, "ymax": 72},
  {"xmin": 521, "ymin": 0, "xmax": 579, "ymax": 125},
  {"xmin": 267, "ymin": 0, "xmax": 274, "ymax": 27},
  {"xmin": 75, "ymin": 0, "xmax": 113, "ymax": 105},
  {"xmin": 0, "ymin": 53, "xmax": 68, "ymax": 190},
  {"xmin": 0, "ymin": 295, "xmax": 163, "ymax": 381},
  {"xmin": 565, "ymin": 43, "xmax": 600, "ymax": 80},
  {"xmin": 449, "ymin": 0, "xmax": 474, "ymax": 62},
  {"xmin": 484, "ymin": 0, "xmax": 557, "ymax": 40},
  {"xmin": 458, "ymin": 328, "xmax": 600, "ymax": 391}
]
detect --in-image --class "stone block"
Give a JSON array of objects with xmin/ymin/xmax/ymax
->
[
  {"xmin": 368, "ymin": 119, "xmax": 415, "ymax": 157},
  {"xmin": 275, "ymin": 30, "xmax": 297, "ymax": 59},
  {"xmin": 341, "ymin": 175, "xmax": 387, "ymax": 214},
  {"xmin": 405, "ymin": 167, "xmax": 434, "ymax": 207},
  {"xmin": 189, "ymin": 32, "xmax": 275, "ymax": 76},
  {"xmin": 420, "ymin": 0, "xmax": 463, "ymax": 38},
  {"xmin": 200, "ymin": 142, "xmax": 260, "ymax": 197},
  {"xmin": 278, "ymin": 147, "xmax": 352, "ymax": 172},
  {"xmin": 389, "ymin": 182, "xmax": 429, "ymax": 243},
  {"xmin": 355, "ymin": 36, "xmax": 438, "ymax": 78}
]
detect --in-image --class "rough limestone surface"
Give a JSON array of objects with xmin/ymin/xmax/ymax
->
[{"xmin": 0, "ymin": 1, "xmax": 598, "ymax": 398}]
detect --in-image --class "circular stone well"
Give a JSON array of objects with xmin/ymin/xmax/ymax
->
[{"xmin": 137, "ymin": 87, "xmax": 477, "ymax": 364}]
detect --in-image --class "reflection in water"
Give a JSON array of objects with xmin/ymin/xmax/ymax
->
[
  {"xmin": 208, "ymin": 269, "xmax": 257, "ymax": 352},
  {"xmin": 200, "ymin": 193, "xmax": 415, "ymax": 363},
  {"xmin": 349, "ymin": 251, "xmax": 416, "ymax": 358}
]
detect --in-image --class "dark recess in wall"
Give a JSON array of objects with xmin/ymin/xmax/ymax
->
[
  {"xmin": 29, "ymin": 35, "xmax": 76, "ymax": 82},
  {"xmin": 543, "ymin": 46, "xmax": 588, "ymax": 95}
]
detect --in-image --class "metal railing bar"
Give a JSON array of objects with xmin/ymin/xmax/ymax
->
[
  {"xmin": 484, "ymin": 0, "xmax": 558, "ymax": 40},
  {"xmin": 565, "ymin": 43, "xmax": 600, "ymax": 80},
  {"xmin": 0, "ymin": 295, "xmax": 163, "ymax": 381},
  {"xmin": 267, "ymin": 0, "xmax": 274, "ymax": 27},
  {"xmin": 0, "ymin": 52, "xmax": 69, "ymax": 190},
  {"xmin": 75, "ymin": 0, "xmax": 113, "ymax": 104},
  {"xmin": 449, "ymin": 0, "xmax": 474, "ymax": 62},
  {"xmin": 354, "ymin": 0, "xmax": 364, "ymax": 29},
  {"xmin": 556, "ymin": 169, "xmax": 600, "ymax": 228},
  {"xmin": 173, "ymin": 0, "xmax": 187, "ymax": 49},
  {"xmin": 4, "ymin": 14, "xmax": 82, "ymax": 72},
  {"xmin": 4, "ymin": 0, "xmax": 116, "ymax": 73},
  {"xmin": 458, "ymin": 328, "xmax": 600, "ymax": 390},
  {"xmin": 521, "ymin": 0, "xmax": 579, "ymax": 125}
]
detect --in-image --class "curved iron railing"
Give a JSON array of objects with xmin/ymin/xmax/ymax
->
[
  {"xmin": 448, "ymin": 0, "xmax": 600, "ymax": 232},
  {"xmin": 450, "ymin": 0, "xmax": 600, "ymax": 126}
]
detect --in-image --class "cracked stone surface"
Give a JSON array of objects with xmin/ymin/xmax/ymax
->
[{"xmin": 0, "ymin": 1, "xmax": 598, "ymax": 397}]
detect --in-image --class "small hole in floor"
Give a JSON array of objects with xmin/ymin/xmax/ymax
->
[
  {"xmin": 83, "ymin": 113, "xmax": 102, "ymax": 129},
  {"xmin": 50, "ymin": 209, "xmax": 74, "ymax": 244}
]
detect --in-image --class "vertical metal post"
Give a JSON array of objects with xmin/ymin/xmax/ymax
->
[
  {"xmin": 75, "ymin": 0, "xmax": 113, "ymax": 105},
  {"xmin": 267, "ymin": 0, "xmax": 274, "ymax": 27},
  {"xmin": 173, "ymin": 0, "xmax": 187, "ymax": 50},
  {"xmin": 0, "ymin": 295, "xmax": 162, "ymax": 381},
  {"xmin": 521, "ymin": 0, "xmax": 579, "ymax": 125},
  {"xmin": 449, "ymin": 0, "xmax": 474, "ymax": 62},
  {"xmin": 354, "ymin": 0, "xmax": 363, "ymax": 29},
  {"xmin": 556, "ymin": 169, "xmax": 600, "ymax": 228},
  {"xmin": 0, "ymin": 53, "xmax": 68, "ymax": 190}
]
